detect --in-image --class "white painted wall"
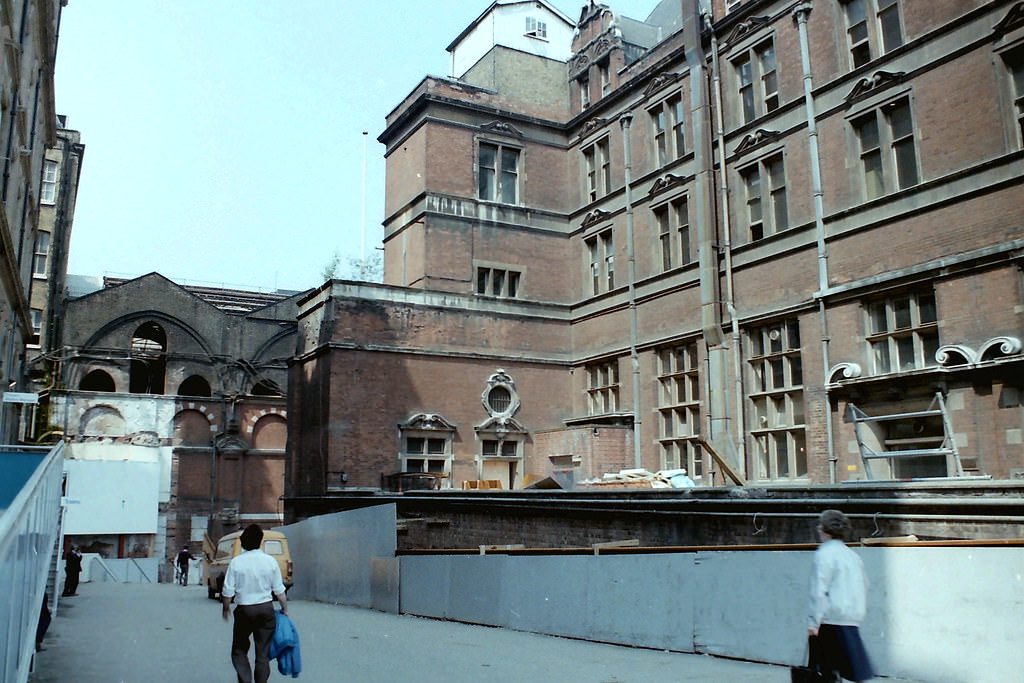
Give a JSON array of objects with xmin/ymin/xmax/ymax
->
[
  {"xmin": 450, "ymin": 2, "xmax": 573, "ymax": 78},
  {"xmin": 63, "ymin": 458, "xmax": 160, "ymax": 535}
]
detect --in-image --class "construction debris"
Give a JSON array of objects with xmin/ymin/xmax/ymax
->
[{"xmin": 576, "ymin": 468, "xmax": 696, "ymax": 490}]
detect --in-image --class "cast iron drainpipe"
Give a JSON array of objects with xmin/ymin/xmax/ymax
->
[
  {"xmin": 620, "ymin": 112, "xmax": 643, "ymax": 470},
  {"xmin": 704, "ymin": 9, "xmax": 747, "ymax": 475},
  {"xmin": 794, "ymin": 3, "xmax": 837, "ymax": 483}
]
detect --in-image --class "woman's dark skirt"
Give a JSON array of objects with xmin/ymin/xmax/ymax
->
[{"xmin": 816, "ymin": 624, "xmax": 874, "ymax": 681}]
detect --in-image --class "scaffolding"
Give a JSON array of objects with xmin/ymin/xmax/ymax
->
[{"xmin": 849, "ymin": 392, "xmax": 966, "ymax": 480}]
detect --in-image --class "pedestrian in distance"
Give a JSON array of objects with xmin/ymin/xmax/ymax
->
[
  {"xmin": 176, "ymin": 545, "xmax": 197, "ymax": 586},
  {"xmin": 62, "ymin": 546, "xmax": 82, "ymax": 597},
  {"xmin": 807, "ymin": 509, "xmax": 874, "ymax": 682},
  {"xmin": 221, "ymin": 524, "xmax": 289, "ymax": 683}
]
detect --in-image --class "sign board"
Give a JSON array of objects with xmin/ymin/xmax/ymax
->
[{"xmin": 3, "ymin": 392, "xmax": 38, "ymax": 404}]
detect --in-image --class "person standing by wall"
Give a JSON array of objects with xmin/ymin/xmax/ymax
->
[
  {"xmin": 808, "ymin": 509, "xmax": 874, "ymax": 682},
  {"xmin": 221, "ymin": 525, "xmax": 289, "ymax": 683},
  {"xmin": 62, "ymin": 546, "xmax": 82, "ymax": 597},
  {"xmin": 175, "ymin": 545, "xmax": 197, "ymax": 586}
]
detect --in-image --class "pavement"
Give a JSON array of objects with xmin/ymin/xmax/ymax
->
[{"xmin": 29, "ymin": 581, "xmax": 796, "ymax": 682}]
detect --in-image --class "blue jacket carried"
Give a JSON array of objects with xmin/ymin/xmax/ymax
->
[{"xmin": 269, "ymin": 610, "xmax": 302, "ymax": 677}]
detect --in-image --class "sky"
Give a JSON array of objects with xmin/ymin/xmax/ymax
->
[{"xmin": 55, "ymin": 0, "xmax": 662, "ymax": 293}]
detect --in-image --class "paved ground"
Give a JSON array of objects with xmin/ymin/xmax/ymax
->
[{"xmin": 30, "ymin": 581, "xmax": 796, "ymax": 682}]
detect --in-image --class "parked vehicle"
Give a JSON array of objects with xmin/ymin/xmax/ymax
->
[{"xmin": 203, "ymin": 529, "xmax": 293, "ymax": 600}]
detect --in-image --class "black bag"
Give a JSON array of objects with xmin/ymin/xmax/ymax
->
[{"xmin": 790, "ymin": 635, "xmax": 833, "ymax": 683}]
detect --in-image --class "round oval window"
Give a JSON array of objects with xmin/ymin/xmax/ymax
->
[{"xmin": 487, "ymin": 386, "xmax": 512, "ymax": 414}]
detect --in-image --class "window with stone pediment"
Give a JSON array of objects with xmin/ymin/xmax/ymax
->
[
  {"xmin": 738, "ymin": 152, "xmax": 787, "ymax": 242},
  {"xmin": 478, "ymin": 142, "xmax": 519, "ymax": 204},
  {"xmin": 648, "ymin": 94, "xmax": 685, "ymax": 167},
  {"xmin": 849, "ymin": 95, "xmax": 918, "ymax": 200},
  {"xmin": 583, "ymin": 136, "xmax": 611, "ymax": 201},
  {"xmin": 398, "ymin": 413, "xmax": 455, "ymax": 485},
  {"xmin": 840, "ymin": 0, "xmax": 903, "ymax": 70},
  {"xmin": 999, "ymin": 44, "xmax": 1024, "ymax": 148},
  {"xmin": 652, "ymin": 195, "xmax": 690, "ymax": 271},
  {"xmin": 585, "ymin": 228, "xmax": 614, "ymax": 294},
  {"xmin": 732, "ymin": 38, "xmax": 778, "ymax": 125}
]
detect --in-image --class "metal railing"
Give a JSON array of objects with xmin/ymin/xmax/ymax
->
[{"xmin": 0, "ymin": 443, "xmax": 64, "ymax": 683}]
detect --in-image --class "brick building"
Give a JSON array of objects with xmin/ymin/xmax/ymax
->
[
  {"xmin": 287, "ymin": 0, "xmax": 1024, "ymax": 500},
  {"xmin": 50, "ymin": 274, "xmax": 302, "ymax": 577},
  {"xmin": 0, "ymin": 0, "xmax": 67, "ymax": 442}
]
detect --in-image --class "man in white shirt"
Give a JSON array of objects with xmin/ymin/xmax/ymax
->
[{"xmin": 221, "ymin": 524, "xmax": 289, "ymax": 683}]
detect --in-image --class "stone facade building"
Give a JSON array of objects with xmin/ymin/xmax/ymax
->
[
  {"xmin": 50, "ymin": 274, "xmax": 301, "ymax": 577},
  {"xmin": 0, "ymin": 0, "xmax": 66, "ymax": 442},
  {"xmin": 288, "ymin": 0, "xmax": 1024, "ymax": 500}
]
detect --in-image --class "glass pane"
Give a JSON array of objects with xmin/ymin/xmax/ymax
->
[
  {"xmin": 755, "ymin": 435, "xmax": 769, "ymax": 479},
  {"xmin": 879, "ymin": 5, "xmax": 902, "ymax": 53},
  {"xmin": 482, "ymin": 441, "xmax": 498, "ymax": 457},
  {"xmin": 893, "ymin": 297, "xmax": 912, "ymax": 328},
  {"xmin": 406, "ymin": 458, "xmax": 424, "ymax": 472},
  {"xmin": 869, "ymin": 302, "xmax": 888, "ymax": 334},
  {"xmin": 772, "ymin": 191, "xmax": 788, "ymax": 230},
  {"xmin": 753, "ymin": 397, "xmax": 768, "ymax": 428},
  {"xmin": 921, "ymin": 331, "xmax": 940, "ymax": 367},
  {"xmin": 792, "ymin": 395, "xmax": 805, "ymax": 425},
  {"xmin": 501, "ymin": 148, "xmax": 518, "ymax": 172},
  {"xmin": 894, "ymin": 139, "xmax": 919, "ymax": 188},
  {"xmin": 845, "ymin": 0, "xmax": 867, "ymax": 25},
  {"xmin": 790, "ymin": 356, "xmax": 803, "ymax": 386},
  {"xmin": 406, "ymin": 437, "xmax": 424, "ymax": 455},
  {"xmin": 897, "ymin": 335, "xmax": 916, "ymax": 370},
  {"xmin": 501, "ymin": 441, "xmax": 517, "ymax": 457},
  {"xmin": 689, "ymin": 375, "xmax": 700, "ymax": 401},
  {"xmin": 479, "ymin": 145, "xmax": 496, "ymax": 169},
  {"xmin": 873, "ymin": 340, "xmax": 891, "ymax": 373},
  {"xmin": 774, "ymin": 432, "xmax": 790, "ymax": 478},
  {"xmin": 918, "ymin": 293, "xmax": 936, "ymax": 323},
  {"xmin": 771, "ymin": 395, "xmax": 786, "ymax": 426},
  {"xmin": 889, "ymin": 101, "xmax": 913, "ymax": 138},
  {"xmin": 508, "ymin": 272, "xmax": 520, "ymax": 297},
  {"xmin": 426, "ymin": 460, "xmax": 445, "ymax": 473},
  {"xmin": 864, "ymin": 151, "xmax": 884, "ymax": 198},
  {"xmin": 786, "ymin": 319, "xmax": 801, "ymax": 349},
  {"xmin": 501, "ymin": 170, "xmax": 517, "ymax": 203},
  {"xmin": 687, "ymin": 344, "xmax": 698, "ymax": 369},
  {"xmin": 793, "ymin": 431, "xmax": 807, "ymax": 477},
  {"xmin": 476, "ymin": 269, "xmax": 488, "ymax": 294},
  {"xmin": 479, "ymin": 168, "xmax": 494, "ymax": 200},
  {"xmin": 675, "ymin": 377, "xmax": 686, "ymax": 402},
  {"xmin": 770, "ymin": 358, "xmax": 786, "ymax": 389},
  {"xmin": 427, "ymin": 438, "xmax": 446, "ymax": 454},
  {"xmin": 492, "ymin": 270, "xmax": 505, "ymax": 296},
  {"xmin": 857, "ymin": 116, "xmax": 879, "ymax": 151},
  {"xmin": 769, "ymin": 328, "xmax": 783, "ymax": 354}
]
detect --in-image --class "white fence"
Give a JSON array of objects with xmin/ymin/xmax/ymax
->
[{"xmin": 285, "ymin": 505, "xmax": 1024, "ymax": 683}]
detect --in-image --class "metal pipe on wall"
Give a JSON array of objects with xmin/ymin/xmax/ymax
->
[
  {"xmin": 619, "ymin": 112, "xmax": 643, "ymax": 470},
  {"xmin": 793, "ymin": 3, "xmax": 837, "ymax": 483}
]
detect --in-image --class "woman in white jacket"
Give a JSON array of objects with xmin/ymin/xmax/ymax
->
[{"xmin": 808, "ymin": 509, "xmax": 874, "ymax": 682}]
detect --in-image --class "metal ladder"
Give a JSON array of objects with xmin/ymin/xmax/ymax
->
[{"xmin": 849, "ymin": 391, "xmax": 964, "ymax": 480}]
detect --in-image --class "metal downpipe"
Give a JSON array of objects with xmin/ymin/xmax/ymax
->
[
  {"xmin": 620, "ymin": 113, "xmax": 643, "ymax": 470},
  {"xmin": 794, "ymin": 3, "xmax": 836, "ymax": 483}
]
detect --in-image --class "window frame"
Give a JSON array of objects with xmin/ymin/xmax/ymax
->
[
  {"xmin": 652, "ymin": 194, "xmax": 690, "ymax": 272},
  {"xmin": 586, "ymin": 359, "xmax": 620, "ymax": 415},
  {"xmin": 401, "ymin": 432, "xmax": 453, "ymax": 479},
  {"xmin": 732, "ymin": 37, "xmax": 779, "ymax": 125},
  {"xmin": 40, "ymin": 159, "xmax": 58, "ymax": 205},
  {"xmin": 648, "ymin": 93, "xmax": 685, "ymax": 168},
  {"xmin": 997, "ymin": 42, "xmax": 1024, "ymax": 150},
  {"xmin": 738, "ymin": 151, "xmax": 787, "ymax": 242},
  {"xmin": 656, "ymin": 342, "xmax": 703, "ymax": 479},
  {"xmin": 849, "ymin": 94, "xmax": 919, "ymax": 200},
  {"xmin": 475, "ymin": 264, "xmax": 522, "ymax": 298},
  {"xmin": 582, "ymin": 136, "xmax": 611, "ymax": 202},
  {"xmin": 840, "ymin": 0, "xmax": 904, "ymax": 70},
  {"xmin": 477, "ymin": 140, "xmax": 521, "ymax": 205},
  {"xmin": 585, "ymin": 228, "xmax": 615, "ymax": 295},
  {"xmin": 746, "ymin": 319, "xmax": 807, "ymax": 481},
  {"xmin": 864, "ymin": 290, "xmax": 939, "ymax": 375}
]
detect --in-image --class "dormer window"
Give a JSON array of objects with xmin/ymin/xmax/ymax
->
[{"xmin": 525, "ymin": 16, "xmax": 547, "ymax": 39}]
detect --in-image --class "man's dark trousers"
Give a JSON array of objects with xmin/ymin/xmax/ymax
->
[{"xmin": 231, "ymin": 601, "xmax": 276, "ymax": 683}]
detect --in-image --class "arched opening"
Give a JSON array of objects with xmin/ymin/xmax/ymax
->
[
  {"xmin": 129, "ymin": 322, "xmax": 167, "ymax": 394},
  {"xmin": 79, "ymin": 369, "xmax": 115, "ymax": 392},
  {"xmin": 178, "ymin": 375, "xmax": 212, "ymax": 397},
  {"xmin": 251, "ymin": 379, "xmax": 283, "ymax": 397},
  {"xmin": 80, "ymin": 405, "xmax": 126, "ymax": 437},
  {"xmin": 172, "ymin": 409, "xmax": 212, "ymax": 446},
  {"xmin": 252, "ymin": 414, "xmax": 287, "ymax": 450}
]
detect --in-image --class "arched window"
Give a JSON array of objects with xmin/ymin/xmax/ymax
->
[
  {"xmin": 130, "ymin": 322, "xmax": 167, "ymax": 394},
  {"xmin": 79, "ymin": 369, "xmax": 115, "ymax": 392},
  {"xmin": 178, "ymin": 375, "xmax": 212, "ymax": 397},
  {"xmin": 80, "ymin": 405, "xmax": 126, "ymax": 437},
  {"xmin": 251, "ymin": 379, "xmax": 283, "ymax": 397}
]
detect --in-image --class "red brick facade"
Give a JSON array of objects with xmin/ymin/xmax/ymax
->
[{"xmin": 289, "ymin": 1, "xmax": 1024, "ymax": 498}]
